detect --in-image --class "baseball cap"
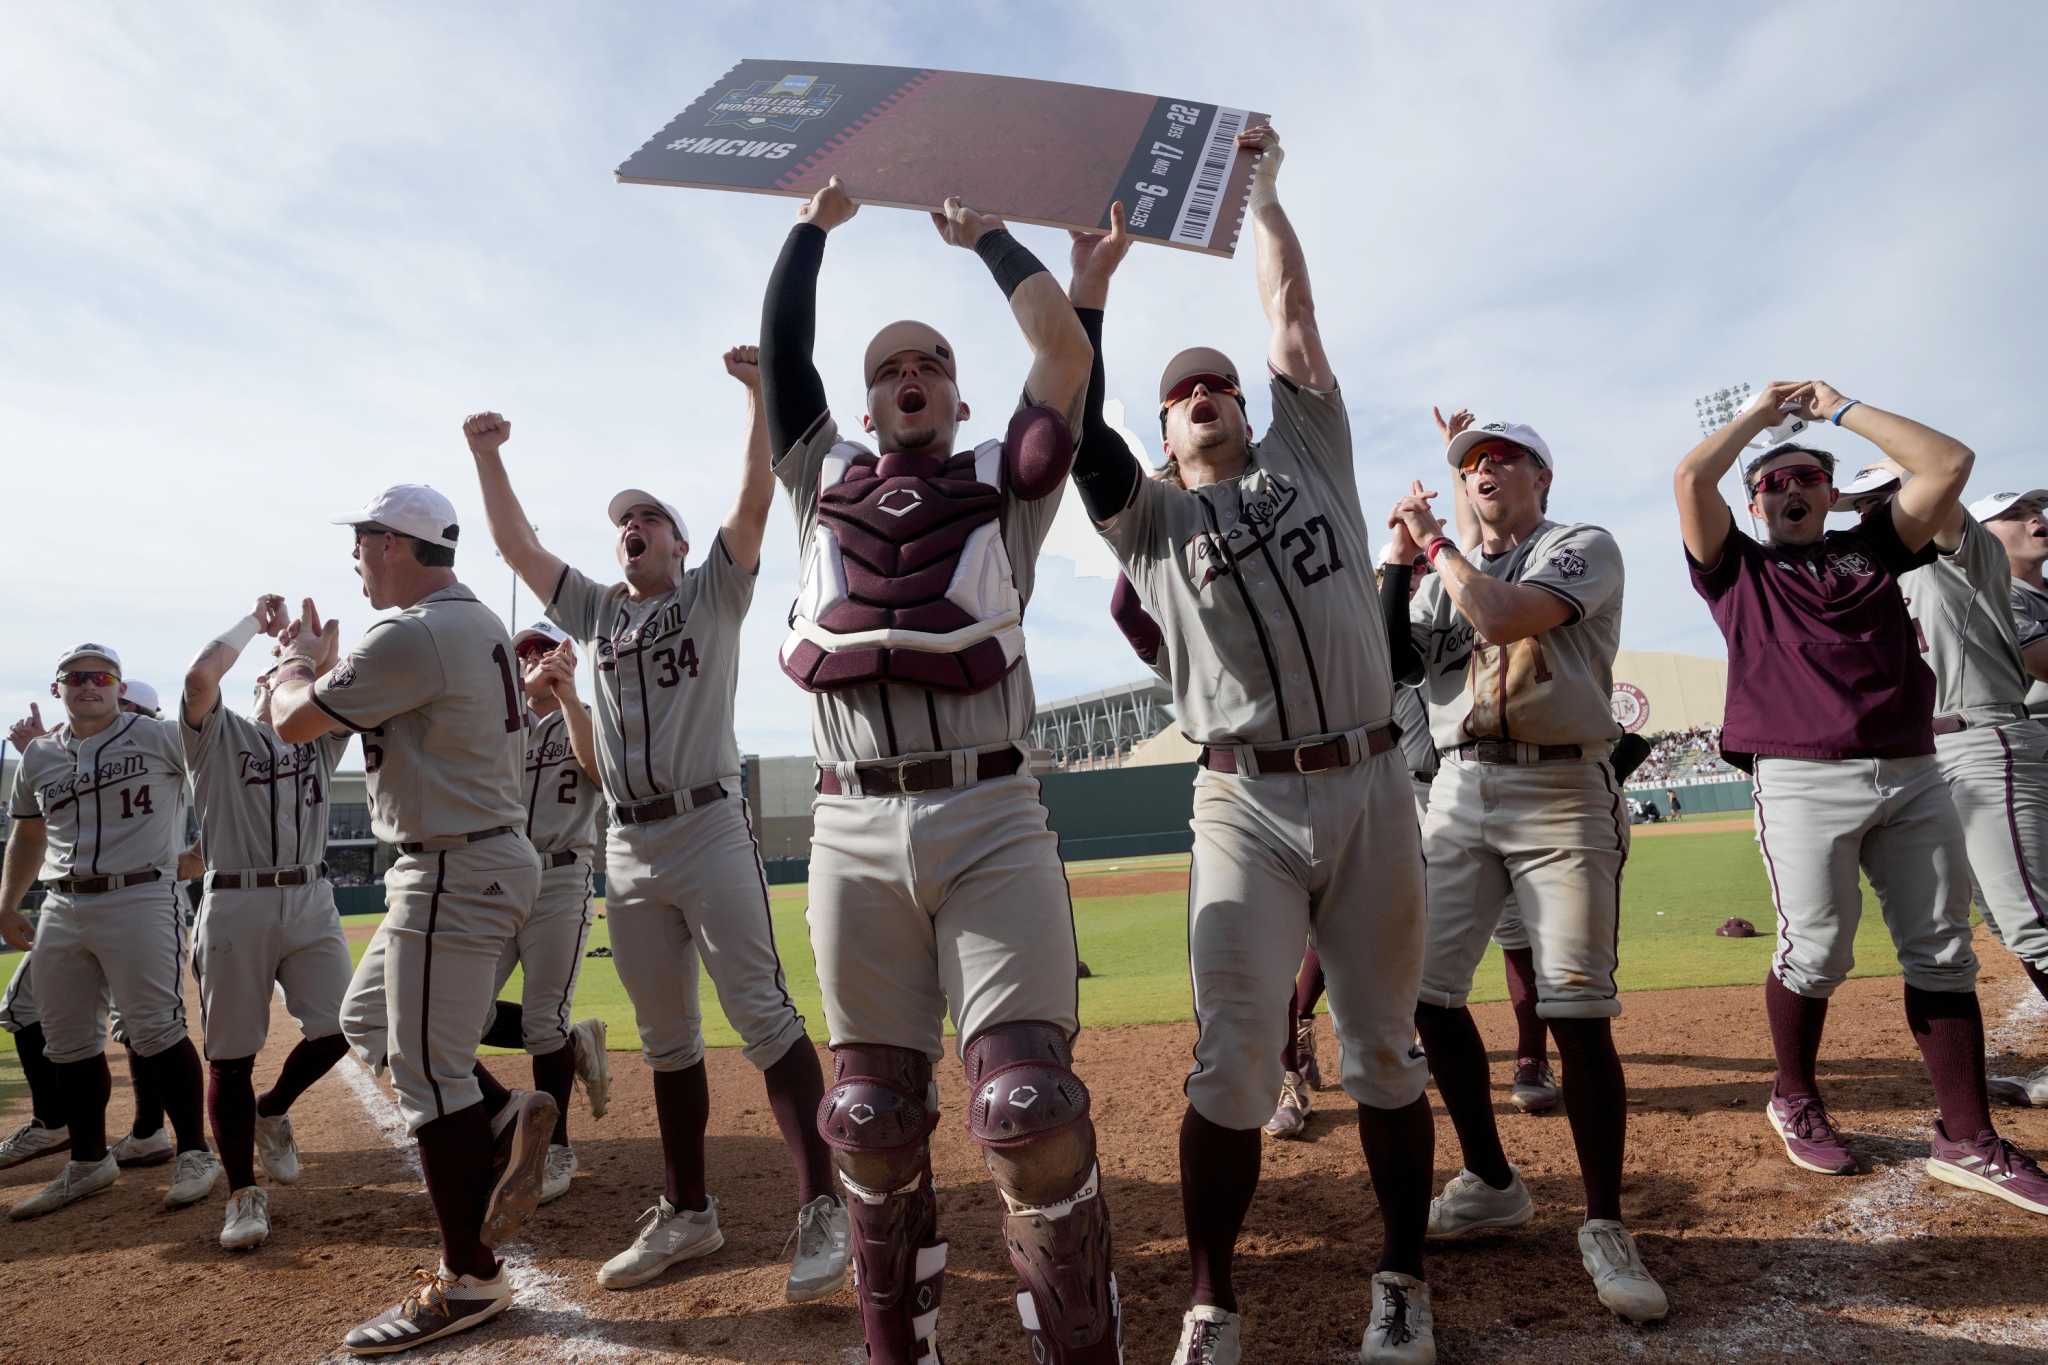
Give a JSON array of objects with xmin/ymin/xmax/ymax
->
[
  {"xmin": 607, "ymin": 489, "xmax": 689, "ymax": 545},
  {"xmin": 513, "ymin": 620, "xmax": 569, "ymax": 653},
  {"xmin": 55, "ymin": 642, "xmax": 122, "ymax": 676},
  {"xmin": 1158, "ymin": 346, "xmax": 1241, "ymax": 405},
  {"xmin": 121, "ymin": 679, "xmax": 162, "ymax": 715},
  {"xmin": 1445, "ymin": 420, "xmax": 1554, "ymax": 472},
  {"xmin": 1969, "ymin": 489, "xmax": 2048, "ymax": 522},
  {"xmin": 1837, "ymin": 463, "xmax": 1902, "ymax": 498},
  {"xmin": 863, "ymin": 321, "xmax": 956, "ymax": 388},
  {"xmin": 329, "ymin": 483, "xmax": 461, "ymax": 549}
]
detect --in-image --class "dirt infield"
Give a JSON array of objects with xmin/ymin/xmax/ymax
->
[{"xmin": 3, "ymin": 930, "xmax": 2046, "ymax": 1363}]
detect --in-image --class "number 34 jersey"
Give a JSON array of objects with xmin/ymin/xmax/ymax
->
[
  {"xmin": 9, "ymin": 714, "xmax": 190, "ymax": 880},
  {"xmin": 182, "ymin": 698, "xmax": 351, "ymax": 872},
  {"xmin": 545, "ymin": 531, "xmax": 754, "ymax": 805}
]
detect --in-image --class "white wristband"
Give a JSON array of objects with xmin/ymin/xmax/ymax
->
[
  {"xmin": 213, "ymin": 613, "xmax": 261, "ymax": 655},
  {"xmin": 1248, "ymin": 169, "xmax": 1281, "ymax": 215}
]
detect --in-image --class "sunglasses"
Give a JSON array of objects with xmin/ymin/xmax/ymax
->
[
  {"xmin": 1158, "ymin": 374, "xmax": 1242, "ymax": 413},
  {"xmin": 515, "ymin": 643, "xmax": 554, "ymax": 664},
  {"xmin": 1457, "ymin": 441, "xmax": 1534, "ymax": 474},
  {"xmin": 59, "ymin": 670, "xmax": 118, "ymax": 688},
  {"xmin": 1751, "ymin": 466, "xmax": 1832, "ymax": 496}
]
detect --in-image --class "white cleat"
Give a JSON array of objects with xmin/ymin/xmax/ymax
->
[
  {"xmin": 9, "ymin": 1153, "xmax": 118, "ymax": 1219},
  {"xmin": 111, "ymin": 1127, "xmax": 174, "ymax": 1167},
  {"xmin": 1172, "ymin": 1305, "xmax": 1242, "ymax": 1364},
  {"xmin": 1426, "ymin": 1167, "xmax": 1534, "ymax": 1239},
  {"xmin": 539, "ymin": 1144, "xmax": 576, "ymax": 1206},
  {"xmin": 221, "ymin": 1185, "xmax": 271, "ymax": 1250},
  {"xmin": 482, "ymin": 1089, "xmax": 556, "ymax": 1247},
  {"xmin": 784, "ymin": 1193, "xmax": 850, "ymax": 1302},
  {"xmin": 1578, "ymin": 1219, "xmax": 1668, "ymax": 1323},
  {"xmin": 0, "ymin": 1120, "xmax": 70, "ymax": 1170},
  {"xmin": 1361, "ymin": 1271, "xmax": 1435, "ymax": 1363},
  {"xmin": 1988, "ymin": 1064, "xmax": 2048, "ymax": 1108},
  {"xmin": 598, "ymin": 1195, "xmax": 724, "ymax": 1289},
  {"xmin": 255, "ymin": 1113, "xmax": 303, "ymax": 1185},
  {"xmin": 166, "ymin": 1149, "xmax": 224, "ymax": 1208},
  {"xmin": 1263, "ymin": 1070, "xmax": 1312, "ymax": 1140},
  {"xmin": 570, "ymin": 1018, "xmax": 610, "ymax": 1119}
]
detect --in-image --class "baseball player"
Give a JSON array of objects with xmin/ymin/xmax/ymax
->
[
  {"xmin": 178, "ymin": 592, "xmax": 358, "ymax": 1250},
  {"xmin": 466, "ymin": 347, "xmax": 845, "ymax": 1302},
  {"xmin": 1, "ymin": 646, "xmax": 219, "ymax": 1222},
  {"xmin": 1383, "ymin": 407, "xmax": 1665, "ymax": 1323},
  {"xmin": 1676, "ymin": 382, "xmax": 2048, "ymax": 1217},
  {"xmin": 1835, "ymin": 472, "xmax": 2048, "ymax": 1110},
  {"xmin": 266, "ymin": 484, "xmax": 556, "ymax": 1354},
  {"xmin": 1070, "ymin": 126, "xmax": 1437, "ymax": 1364},
  {"xmin": 1988, "ymin": 493, "xmax": 2048, "ymax": 725},
  {"xmin": 761, "ymin": 179, "xmax": 1121, "ymax": 1364}
]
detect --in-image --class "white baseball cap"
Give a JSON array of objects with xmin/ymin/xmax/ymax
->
[
  {"xmin": 329, "ymin": 483, "xmax": 461, "ymax": 549},
  {"xmin": 121, "ymin": 679, "xmax": 162, "ymax": 715},
  {"xmin": 1445, "ymin": 420, "xmax": 1554, "ymax": 472},
  {"xmin": 1969, "ymin": 489, "xmax": 2048, "ymax": 523},
  {"xmin": 512, "ymin": 620, "xmax": 569, "ymax": 653},
  {"xmin": 1837, "ymin": 463, "xmax": 1902, "ymax": 498},
  {"xmin": 55, "ymin": 642, "xmax": 122, "ymax": 676},
  {"xmin": 607, "ymin": 488, "xmax": 689, "ymax": 545}
]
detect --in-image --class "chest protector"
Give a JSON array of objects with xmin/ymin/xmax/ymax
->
[{"xmin": 782, "ymin": 409, "xmax": 1067, "ymax": 695}]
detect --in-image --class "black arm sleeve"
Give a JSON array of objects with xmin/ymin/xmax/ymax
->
[
  {"xmin": 1381, "ymin": 564, "xmax": 1422, "ymax": 685},
  {"xmin": 1070, "ymin": 307, "xmax": 1141, "ymax": 523},
  {"xmin": 761, "ymin": 223, "xmax": 830, "ymax": 460}
]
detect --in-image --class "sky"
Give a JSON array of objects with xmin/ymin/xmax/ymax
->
[{"xmin": 5, "ymin": 2, "xmax": 2045, "ymax": 760}]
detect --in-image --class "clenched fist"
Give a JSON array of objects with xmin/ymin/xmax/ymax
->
[
  {"xmin": 723, "ymin": 345, "xmax": 761, "ymax": 388},
  {"xmin": 464, "ymin": 412, "xmax": 512, "ymax": 458}
]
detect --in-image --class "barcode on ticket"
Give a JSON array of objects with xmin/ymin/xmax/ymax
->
[{"xmin": 1170, "ymin": 107, "xmax": 1249, "ymax": 249}]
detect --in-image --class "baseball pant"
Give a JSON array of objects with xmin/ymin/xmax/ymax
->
[
  {"xmin": 606, "ymin": 795, "xmax": 808, "ymax": 1073},
  {"xmin": 808, "ymin": 772, "xmax": 1079, "ymax": 1061},
  {"xmin": 1187, "ymin": 748, "xmax": 1429, "ymax": 1129},
  {"xmin": 1, "ymin": 949, "xmax": 36, "ymax": 1032},
  {"xmin": 191, "ymin": 879, "xmax": 351, "ymax": 1061},
  {"xmin": 1419, "ymin": 753, "xmax": 1629, "ymax": 1020},
  {"xmin": 29, "ymin": 879, "xmax": 191, "ymax": 1064},
  {"xmin": 1753, "ymin": 754, "xmax": 1978, "ymax": 998},
  {"xmin": 489, "ymin": 855, "xmax": 596, "ymax": 1056},
  {"xmin": 1411, "ymin": 773, "xmax": 1529, "ymax": 954},
  {"xmin": 1935, "ymin": 719, "xmax": 2048, "ymax": 971},
  {"xmin": 340, "ymin": 837, "xmax": 540, "ymax": 1134}
]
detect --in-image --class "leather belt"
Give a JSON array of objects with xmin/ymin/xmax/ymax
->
[
  {"xmin": 818, "ymin": 747, "xmax": 1023, "ymax": 797},
  {"xmin": 1199, "ymin": 727, "xmax": 1394, "ymax": 777},
  {"xmin": 1444, "ymin": 740, "xmax": 1584, "ymax": 764},
  {"xmin": 399, "ymin": 826, "xmax": 515, "ymax": 856},
  {"xmin": 209, "ymin": 862, "xmax": 327, "ymax": 891},
  {"xmin": 614, "ymin": 783, "xmax": 728, "ymax": 826},
  {"xmin": 543, "ymin": 849, "xmax": 582, "ymax": 869},
  {"xmin": 47, "ymin": 869, "xmax": 163, "ymax": 895}
]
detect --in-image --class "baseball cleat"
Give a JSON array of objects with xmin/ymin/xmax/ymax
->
[
  {"xmin": 343, "ymin": 1263, "xmax": 511, "ymax": 1355},
  {"xmin": 784, "ymin": 1192, "xmax": 850, "ymax": 1302},
  {"xmin": 111, "ymin": 1127, "xmax": 174, "ymax": 1167},
  {"xmin": 482, "ymin": 1090, "xmax": 557, "ymax": 1247},
  {"xmin": 1577, "ymin": 1219, "xmax": 1668, "ymax": 1323},
  {"xmin": 1264, "ymin": 1070, "xmax": 1312, "ymax": 1139},
  {"xmin": 1296, "ymin": 1015, "xmax": 1326, "ymax": 1090},
  {"xmin": 1987, "ymin": 1064, "xmax": 2048, "ymax": 1108},
  {"xmin": 1426, "ymin": 1167, "xmax": 1534, "ymax": 1239},
  {"xmin": 221, "ymin": 1185, "xmax": 271, "ymax": 1250},
  {"xmin": 1361, "ymin": 1271, "xmax": 1435, "ymax": 1363},
  {"xmin": 570, "ymin": 1018, "xmax": 610, "ymax": 1119},
  {"xmin": 1171, "ymin": 1304, "xmax": 1241, "ymax": 1364},
  {"xmin": 165, "ymin": 1149, "xmax": 224, "ymax": 1208},
  {"xmin": 1766, "ymin": 1093, "xmax": 1857, "ymax": 1175},
  {"xmin": 598, "ymin": 1195, "xmax": 724, "ymax": 1289},
  {"xmin": 254, "ymin": 1113, "xmax": 302, "ymax": 1185},
  {"xmin": 1925, "ymin": 1121, "xmax": 2048, "ymax": 1216},
  {"xmin": 8, "ymin": 1153, "xmax": 118, "ymax": 1219},
  {"xmin": 539, "ymin": 1144, "xmax": 576, "ymax": 1206},
  {"xmin": 0, "ymin": 1120, "xmax": 70, "ymax": 1170},
  {"xmin": 1510, "ymin": 1059, "xmax": 1560, "ymax": 1114}
]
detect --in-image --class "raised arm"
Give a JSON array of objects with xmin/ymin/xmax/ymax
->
[
  {"xmin": 183, "ymin": 594, "xmax": 287, "ymax": 726},
  {"xmin": 1240, "ymin": 126, "xmax": 1334, "ymax": 393},
  {"xmin": 932, "ymin": 199, "xmax": 1090, "ymax": 420},
  {"xmin": 269, "ymin": 599, "xmax": 347, "ymax": 744},
  {"xmin": 761, "ymin": 178, "xmax": 855, "ymax": 459},
  {"xmin": 1, "ymin": 818, "xmax": 48, "ymax": 945},
  {"xmin": 1787, "ymin": 382, "xmax": 1973, "ymax": 553},
  {"xmin": 1067, "ymin": 204, "xmax": 1141, "ymax": 522},
  {"xmin": 718, "ymin": 345, "xmax": 773, "ymax": 573},
  {"xmin": 1388, "ymin": 480, "xmax": 1571, "ymax": 646},
  {"xmin": 1674, "ymin": 382, "xmax": 1803, "ymax": 566},
  {"xmin": 1436, "ymin": 407, "xmax": 1483, "ymax": 549},
  {"xmin": 464, "ymin": 412, "xmax": 567, "ymax": 597}
]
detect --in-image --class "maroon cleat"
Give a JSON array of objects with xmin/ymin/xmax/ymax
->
[
  {"xmin": 1766, "ymin": 1093, "xmax": 1856, "ymax": 1175},
  {"xmin": 1926, "ymin": 1121, "xmax": 2048, "ymax": 1216}
]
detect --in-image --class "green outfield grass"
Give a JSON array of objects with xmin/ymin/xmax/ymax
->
[{"xmin": 340, "ymin": 824, "xmax": 1917, "ymax": 1055}]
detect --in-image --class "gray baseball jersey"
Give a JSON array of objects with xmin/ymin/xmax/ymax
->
[
  {"xmin": 8, "ymin": 714, "xmax": 189, "ymax": 877},
  {"xmin": 182, "ymin": 698, "xmax": 351, "ymax": 869},
  {"xmin": 545, "ymin": 536, "xmax": 752, "ymax": 802},
  {"xmin": 312, "ymin": 583, "xmax": 528, "ymax": 841},
  {"xmin": 1902, "ymin": 514, "xmax": 2029, "ymax": 717},
  {"xmin": 775, "ymin": 411, "xmax": 1066, "ymax": 760},
  {"xmin": 2010, "ymin": 577, "xmax": 2048, "ymax": 718},
  {"xmin": 520, "ymin": 706, "xmax": 600, "ymax": 855},
  {"xmin": 1406, "ymin": 521, "xmax": 1625, "ymax": 750},
  {"xmin": 1392, "ymin": 683, "xmax": 1436, "ymax": 780},
  {"xmin": 1098, "ymin": 375, "xmax": 1391, "ymax": 745}
]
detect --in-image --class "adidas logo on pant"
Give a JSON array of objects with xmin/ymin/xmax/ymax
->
[{"xmin": 480, "ymin": 882, "xmax": 505, "ymax": 896}]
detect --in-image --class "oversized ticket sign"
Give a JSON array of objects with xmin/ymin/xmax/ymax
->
[{"xmin": 617, "ymin": 61, "xmax": 1269, "ymax": 258}]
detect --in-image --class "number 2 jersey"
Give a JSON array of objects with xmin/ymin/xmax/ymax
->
[
  {"xmin": 544, "ymin": 533, "xmax": 754, "ymax": 803},
  {"xmin": 182, "ymin": 697, "xmax": 351, "ymax": 872},
  {"xmin": 9, "ymin": 713, "xmax": 190, "ymax": 880},
  {"xmin": 521, "ymin": 706, "xmax": 600, "ymax": 856}
]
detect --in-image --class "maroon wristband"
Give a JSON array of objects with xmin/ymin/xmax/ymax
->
[{"xmin": 1424, "ymin": 536, "xmax": 1455, "ymax": 565}]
